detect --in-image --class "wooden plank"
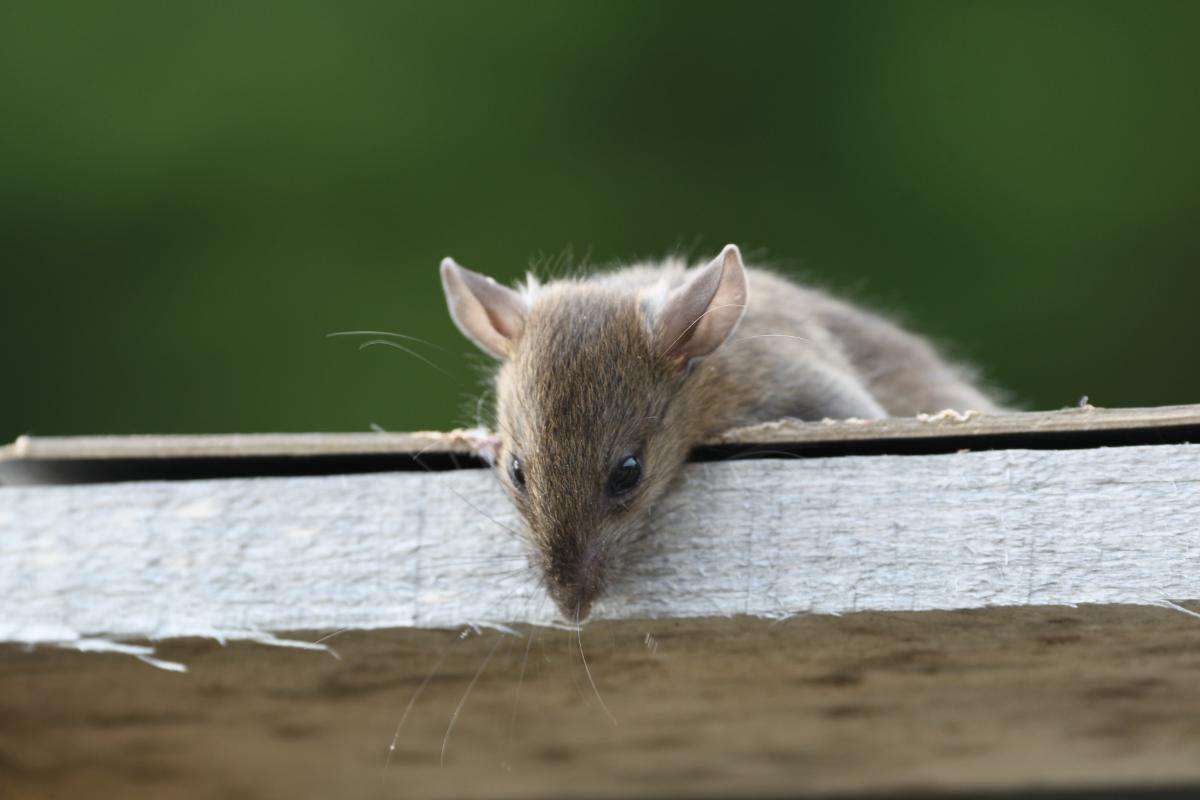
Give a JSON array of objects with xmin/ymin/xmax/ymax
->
[
  {"xmin": 4, "ymin": 403, "xmax": 1200, "ymax": 461},
  {"xmin": 1, "ymin": 429, "xmax": 482, "ymax": 460},
  {"xmin": 3, "ymin": 607, "xmax": 1200, "ymax": 800},
  {"xmin": 4, "ymin": 404, "xmax": 1200, "ymax": 486},
  {"xmin": 712, "ymin": 402, "xmax": 1200, "ymax": 444},
  {"xmin": 4, "ymin": 410, "xmax": 1200, "ymax": 798},
  {"xmin": 3, "ymin": 443, "xmax": 1198, "ymax": 645},
  {"xmin": 0, "ymin": 431, "xmax": 490, "ymax": 486}
]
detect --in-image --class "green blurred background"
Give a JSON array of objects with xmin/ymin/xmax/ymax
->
[{"xmin": 3, "ymin": 1, "xmax": 1198, "ymax": 442}]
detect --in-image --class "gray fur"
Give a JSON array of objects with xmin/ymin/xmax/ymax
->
[{"xmin": 440, "ymin": 245, "xmax": 1002, "ymax": 620}]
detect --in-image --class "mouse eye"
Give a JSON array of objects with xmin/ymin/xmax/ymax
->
[
  {"xmin": 509, "ymin": 456, "xmax": 526, "ymax": 490},
  {"xmin": 606, "ymin": 455, "xmax": 642, "ymax": 497}
]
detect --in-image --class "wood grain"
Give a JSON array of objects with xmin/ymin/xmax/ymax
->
[
  {"xmin": 3, "ymin": 607, "xmax": 1200, "ymax": 800},
  {"xmin": 711, "ymin": 402, "xmax": 1200, "ymax": 445},
  {"xmin": 4, "ymin": 403, "xmax": 1200, "ymax": 463},
  {"xmin": 3, "ymin": 443, "xmax": 1198, "ymax": 643},
  {"xmin": 4, "ymin": 410, "xmax": 1200, "ymax": 798}
]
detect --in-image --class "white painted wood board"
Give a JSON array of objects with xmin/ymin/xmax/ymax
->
[{"xmin": 3, "ymin": 443, "xmax": 1198, "ymax": 649}]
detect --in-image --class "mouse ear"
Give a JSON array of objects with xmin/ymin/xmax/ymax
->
[
  {"xmin": 440, "ymin": 257, "xmax": 528, "ymax": 360},
  {"xmin": 655, "ymin": 244, "xmax": 748, "ymax": 367}
]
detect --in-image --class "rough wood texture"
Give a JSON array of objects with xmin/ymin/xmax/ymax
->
[
  {"xmin": 0, "ymin": 429, "xmax": 483, "ymax": 460},
  {"xmin": 2, "ymin": 443, "xmax": 1198, "ymax": 646},
  {"xmin": 3, "ymin": 403, "xmax": 1199, "ymax": 464},
  {"xmin": 3, "ymin": 607, "xmax": 1200, "ymax": 800},
  {"xmin": 4, "ymin": 412, "xmax": 1200, "ymax": 799},
  {"xmin": 710, "ymin": 402, "xmax": 1200, "ymax": 445}
]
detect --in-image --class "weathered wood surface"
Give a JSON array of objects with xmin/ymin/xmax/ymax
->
[
  {"xmin": 3, "ymin": 403, "xmax": 1199, "ymax": 465},
  {"xmin": 3, "ymin": 607, "xmax": 1200, "ymax": 800},
  {"xmin": 711, "ymin": 402, "xmax": 1200, "ymax": 444},
  {"xmin": 0, "ymin": 429, "xmax": 483, "ymax": 460},
  {"xmin": 2, "ymin": 443, "xmax": 1198, "ymax": 647},
  {"xmin": 4, "ymin": 411, "xmax": 1200, "ymax": 798}
]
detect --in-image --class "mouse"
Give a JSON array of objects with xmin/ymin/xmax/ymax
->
[{"xmin": 439, "ymin": 244, "xmax": 1001, "ymax": 622}]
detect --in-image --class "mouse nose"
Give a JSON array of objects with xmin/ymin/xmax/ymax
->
[
  {"xmin": 544, "ymin": 548, "xmax": 604, "ymax": 623},
  {"xmin": 548, "ymin": 582, "xmax": 596, "ymax": 624}
]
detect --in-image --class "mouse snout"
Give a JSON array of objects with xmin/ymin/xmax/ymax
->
[{"xmin": 543, "ymin": 543, "xmax": 605, "ymax": 623}]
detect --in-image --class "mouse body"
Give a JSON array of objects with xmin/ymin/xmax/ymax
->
[{"xmin": 440, "ymin": 245, "xmax": 1000, "ymax": 620}]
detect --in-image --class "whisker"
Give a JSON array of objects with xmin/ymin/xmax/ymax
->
[
  {"xmin": 503, "ymin": 617, "xmax": 541, "ymax": 768},
  {"xmin": 433, "ymin": 556, "xmax": 530, "ymax": 566},
  {"xmin": 715, "ymin": 448, "xmax": 803, "ymax": 463},
  {"xmin": 355, "ymin": 339, "xmax": 460, "ymax": 383},
  {"xmin": 577, "ymin": 615, "xmax": 618, "ymax": 727},
  {"xmin": 441, "ymin": 633, "xmax": 505, "ymax": 767},
  {"xmin": 410, "ymin": 452, "xmax": 527, "ymax": 542},
  {"xmin": 460, "ymin": 566, "xmax": 539, "ymax": 582},
  {"xmin": 326, "ymin": 330, "xmax": 447, "ymax": 351},
  {"xmin": 561, "ymin": 625, "xmax": 589, "ymax": 703},
  {"xmin": 513, "ymin": 627, "xmax": 536, "ymax": 717},
  {"xmin": 384, "ymin": 628, "xmax": 469, "ymax": 771},
  {"xmin": 658, "ymin": 302, "xmax": 748, "ymax": 359},
  {"xmin": 444, "ymin": 486, "xmax": 526, "ymax": 541},
  {"xmin": 728, "ymin": 333, "xmax": 811, "ymax": 345}
]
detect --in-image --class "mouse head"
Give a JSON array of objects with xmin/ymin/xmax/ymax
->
[{"xmin": 440, "ymin": 245, "xmax": 747, "ymax": 621}]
